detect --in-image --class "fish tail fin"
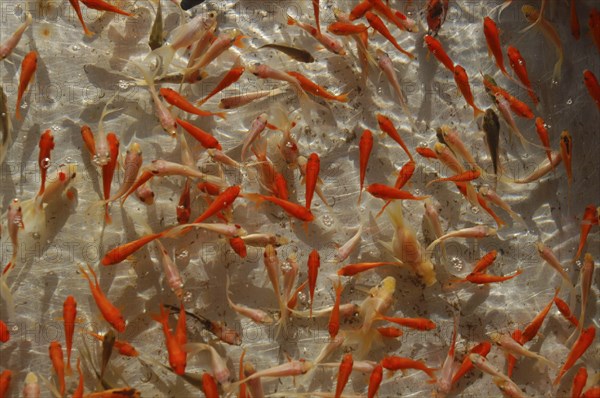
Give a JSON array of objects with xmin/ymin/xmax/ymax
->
[
  {"xmin": 0, "ymin": 274, "xmax": 15, "ymax": 321},
  {"xmin": 215, "ymin": 111, "xmax": 227, "ymax": 120},
  {"xmin": 242, "ymin": 193, "xmax": 266, "ymax": 207},
  {"xmin": 65, "ymin": 363, "xmax": 73, "ymax": 377},
  {"xmin": 233, "ymin": 34, "xmax": 247, "ymax": 49},
  {"xmin": 336, "ymin": 92, "xmax": 349, "ymax": 102},
  {"xmin": 474, "ymin": 107, "xmax": 485, "ymax": 120},
  {"xmin": 104, "ymin": 203, "xmax": 112, "ymax": 225},
  {"xmin": 287, "ymin": 15, "xmax": 297, "ymax": 26},
  {"xmin": 552, "ymin": 55, "xmax": 563, "ymax": 83},
  {"xmin": 385, "ymin": 201, "xmax": 404, "ymax": 229},
  {"xmin": 149, "ymin": 46, "xmax": 175, "ymax": 73}
]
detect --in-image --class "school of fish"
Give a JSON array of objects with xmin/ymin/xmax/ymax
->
[{"xmin": 0, "ymin": 0, "xmax": 599, "ymax": 397}]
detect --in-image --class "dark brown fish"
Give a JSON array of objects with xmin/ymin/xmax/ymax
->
[
  {"xmin": 100, "ymin": 330, "xmax": 116, "ymax": 380},
  {"xmin": 148, "ymin": 0, "xmax": 163, "ymax": 50},
  {"xmin": 259, "ymin": 44, "xmax": 315, "ymax": 63},
  {"xmin": 483, "ymin": 108, "xmax": 500, "ymax": 175}
]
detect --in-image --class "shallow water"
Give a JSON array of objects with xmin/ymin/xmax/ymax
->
[{"xmin": 1, "ymin": 0, "xmax": 599, "ymax": 397}]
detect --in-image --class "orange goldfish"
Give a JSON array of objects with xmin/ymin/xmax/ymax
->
[
  {"xmin": 80, "ymin": 0, "xmax": 133, "ymax": 17},
  {"xmin": 79, "ymin": 264, "xmax": 126, "ymax": 333},
  {"xmin": 15, "ymin": 51, "xmax": 38, "ymax": 120},
  {"xmin": 424, "ymin": 34, "xmax": 454, "ymax": 72},
  {"xmin": 48, "ymin": 341, "xmax": 65, "ymax": 396},
  {"xmin": 63, "ymin": 296, "xmax": 77, "ymax": 375},
  {"xmin": 453, "ymin": 65, "xmax": 484, "ymax": 119},
  {"xmin": 583, "ymin": 70, "xmax": 600, "ymax": 111},
  {"xmin": 152, "ymin": 304, "xmax": 186, "ymax": 375}
]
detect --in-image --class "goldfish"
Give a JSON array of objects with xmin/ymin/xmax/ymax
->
[
  {"xmin": 426, "ymin": 169, "xmax": 481, "ymax": 187},
  {"xmin": 152, "ymin": 304, "xmax": 186, "ymax": 375},
  {"xmin": 80, "ymin": 0, "xmax": 133, "ymax": 16},
  {"xmin": 521, "ymin": 289, "xmax": 560, "ymax": 343},
  {"xmin": 554, "ymin": 297, "xmax": 579, "ymax": 327},
  {"xmin": 15, "ymin": 51, "xmax": 38, "ymax": 120},
  {"xmin": 453, "ymin": 65, "xmax": 484, "ymax": 119},
  {"xmin": 381, "ymin": 356, "xmax": 437, "ymax": 381},
  {"xmin": 0, "ymin": 321, "xmax": 8, "ymax": 343},
  {"xmin": 424, "ymin": 34, "xmax": 454, "ymax": 72},
  {"xmin": 358, "ymin": 129, "xmax": 373, "ymax": 203},
  {"xmin": 130, "ymin": 60, "xmax": 177, "ymax": 137},
  {"xmin": 21, "ymin": 372, "xmax": 39, "ymax": 398},
  {"xmin": 286, "ymin": 71, "xmax": 348, "ymax": 102},
  {"xmin": 511, "ymin": 151, "xmax": 562, "ymax": 184},
  {"xmin": 201, "ymin": 372, "xmax": 219, "ymax": 398},
  {"xmin": 100, "ymin": 133, "xmax": 119, "ymax": 224},
  {"xmin": 83, "ymin": 330, "xmax": 139, "ymax": 357},
  {"xmin": 226, "ymin": 275, "xmax": 273, "ymax": 324},
  {"xmin": 483, "ymin": 17, "xmax": 510, "ymax": 77},
  {"xmin": 327, "ymin": 21, "xmax": 368, "ymax": 36},
  {"xmin": 154, "ymin": 239, "xmax": 184, "ymax": 299},
  {"xmin": 583, "ymin": 70, "xmax": 600, "ymax": 111},
  {"xmin": 575, "ymin": 254, "xmax": 594, "ymax": 334},
  {"xmin": 427, "ymin": 225, "xmax": 497, "ymax": 253},
  {"xmin": 328, "ymin": 279, "xmax": 344, "ymax": 340},
  {"xmin": 489, "ymin": 332, "xmax": 555, "ymax": 368},
  {"xmin": 574, "ymin": 205, "xmax": 598, "ymax": 262},
  {"xmin": 99, "ymin": 330, "xmax": 116, "ymax": 380},
  {"xmin": 236, "ymin": 359, "xmax": 313, "ymax": 385},
  {"xmin": 436, "ymin": 313, "xmax": 459, "ymax": 396},
  {"xmin": 307, "ymin": 249, "xmax": 320, "ymax": 317},
  {"xmin": 337, "ymin": 261, "xmax": 402, "ymax": 277},
  {"xmin": 259, "ymin": 44, "xmax": 315, "ymax": 63},
  {"xmin": 197, "ymin": 65, "xmax": 246, "ymax": 106},
  {"xmin": 287, "ymin": 15, "xmax": 346, "ymax": 55},
  {"xmin": 160, "ymin": 88, "xmax": 225, "ymax": 119},
  {"xmin": 68, "ymin": 0, "xmax": 93, "ymax": 36},
  {"xmin": 0, "ymin": 370, "xmax": 11, "ymax": 397},
  {"xmin": 483, "ymin": 108, "xmax": 501, "ymax": 177},
  {"xmin": 366, "ymin": 183, "xmax": 429, "ymax": 201},
  {"xmin": 36, "ymin": 130, "xmax": 55, "ymax": 197},
  {"xmin": 365, "ymin": 12, "xmax": 414, "ymax": 59},
  {"xmin": 507, "ymin": 46, "xmax": 539, "ymax": 104},
  {"xmin": 48, "ymin": 341, "xmax": 65, "ymax": 396},
  {"xmin": 522, "ymin": 5, "xmax": 563, "ymax": 82},
  {"xmin": 590, "ymin": 8, "xmax": 600, "ymax": 53},
  {"xmin": 554, "ymin": 326, "xmax": 596, "ymax": 385},
  {"xmin": 572, "ymin": 367, "xmax": 587, "ymax": 398},
  {"xmin": 426, "ymin": 0, "xmax": 449, "ymax": 35},
  {"xmin": 376, "ymin": 114, "xmax": 413, "ymax": 161},
  {"xmin": 483, "ymin": 75, "xmax": 534, "ymax": 119},
  {"xmin": 102, "ymin": 231, "xmax": 165, "ymax": 266},
  {"xmin": 376, "ymin": 51, "xmax": 418, "ymax": 131},
  {"xmin": 560, "ymin": 130, "xmax": 573, "ymax": 187},
  {"xmin": 376, "ymin": 160, "xmax": 416, "ymax": 217},
  {"xmin": 383, "ymin": 202, "xmax": 436, "ymax": 286},
  {"xmin": 2, "ymin": 198, "xmax": 24, "ymax": 276},
  {"xmin": 417, "ymin": 147, "xmax": 438, "ymax": 159},
  {"xmin": 304, "ymin": 153, "xmax": 320, "ymax": 209},
  {"xmin": 377, "ymin": 314, "xmax": 436, "ymax": 331},
  {"xmin": 535, "ymin": 117, "xmax": 553, "ymax": 166},
  {"xmin": 0, "ymin": 86, "xmax": 11, "ymax": 166},
  {"xmin": 148, "ymin": 0, "xmax": 163, "ymax": 49},
  {"xmin": 570, "ymin": 0, "xmax": 580, "ymax": 40},
  {"xmin": 334, "ymin": 353, "xmax": 353, "ymax": 398},
  {"xmin": 350, "ymin": 1, "xmax": 372, "ymax": 21},
  {"xmin": 245, "ymin": 193, "xmax": 314, "ymax": 223},
  {"xmin": 450, "ymin": 342, "xmax": 492, "ymax": 386},
  {"xmin": 368, "ymin": 364, "xmax": 383, "ymax": 398},
  {"xmin": 63, "ymin": 296, "xmax": 77, "ymax": 375},
  {"xmin": 535, "ymin": 242, "xmax": 572, "ymax": 285},
  {"xmin": 80, "ymin": 125, "xmax": 96, "ymax": 157},
  {"xmin": 219, "ymin": 88, "xmax": 285, "ymax": 109},
  {"xmin": 82, "ymin": 388, "xmax": 140, "ymax": 398},
  {"xmin": 460, "ymin": 271, "xmax": 522, "ymax": 284},
  {"xmin": 0, "ymin": 12, "xmax": 32, "ymax": 60},
  {"xmin": 176, "ymin": 119, "xmax": 221, "ymax": 150},
  {"xmin": 79, "ymin": 264, "xmax": 126, "ymax": 332},
  {"xmin": 187, "ymin": 29, "xmax": 246, "ymax": 73}
]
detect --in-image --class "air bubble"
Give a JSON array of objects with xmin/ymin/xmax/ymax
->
[
  {"xmin": 471, "ymin": 206, "xmax": 480, "ymax": 214},
  {"xmin": 183, "ymin": 291, "xmax": 193, "ymax": 302},
  {"xmin": 322, "ymin": 214, "xmax": 333, "ymax": 227},
  {"xmin": 177, "ymin": 250, "xmax": 189, "ymax": 259},
  {"xmin": 297, "ymin": 292, "xmax": 307, "ymax": 304},
  {"xmin": 118, "ymin": 80, "xmax": 130, "ymax": 90},
  {"xmin": 280, "ymin": 261, "xmax": 292, "ymax": 273},
  {"xmin": 566, "ymin": 98, "xmax": 573, "ymax": 105},
  {"xmin": 450, "ymin": 257, "xmax": 463, "ymax": 271},
  {"xmin": 72, "ymin": 45, "xmax": 80, "ymax": 52}
]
